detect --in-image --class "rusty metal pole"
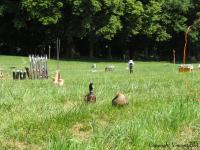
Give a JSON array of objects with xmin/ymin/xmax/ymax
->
[
  {"xmin": 183, "ymin": 26, "xmax": 191, "ymax": 64},
  {"xmin": 183, "ymin": 18, "xmax": 200, "ymax": 64}
]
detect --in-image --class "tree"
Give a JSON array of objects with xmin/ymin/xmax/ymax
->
[
  {"xmin": 21, "ymin": 0, "xmax": 63, "ymax": 25},
  {"xmin": 0, "ymin": 0, "xmax": 200, "ymax": 60},
  {"xmin": 69, "ymin": 0, "xmax": 124, "ymax": 58},
  {"xmin": 118, "ymin": 0, "xmax": 144, "ymax": 58}
]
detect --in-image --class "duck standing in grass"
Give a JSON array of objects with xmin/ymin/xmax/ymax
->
[
  {"xmin": 112, "ymin": 92, "xmax": 128, "ymax": 106},
  {"xmin": 85, "ymin": 82, "xmax": 96, "ymax": 102},
  {"xmin": 0, "ymin": 72, "xmax": 3, "ymax": 79}
]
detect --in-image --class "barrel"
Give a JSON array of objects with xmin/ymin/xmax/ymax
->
[
  {"xmin": 13, "ymin": 70, "xmax": 26, "ymax": 80},
  {"xmin": 20, "ymin": 71, "xmax": 26, "ymax": 80},
  {"xmin": 13, "ymin": 70, "xmax": 20, "ymax": 80}
]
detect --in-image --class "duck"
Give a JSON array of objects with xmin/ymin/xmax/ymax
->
[
  {"xmin": 112, "ymin": 91, "xmax": 128, "ymax": 106},
  {"xmin": 0, "ymin": 71, "xmax": 3, "ymax": 79},
  {"xmin": 53, "ymin": 70, "xmax": 64, "ymax": 86},
  {"xmin": 85, "ymin": 82, "xmax": 96, "ymax": 102}
]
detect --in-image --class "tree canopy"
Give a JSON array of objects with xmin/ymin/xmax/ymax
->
[{"xmin": 0, "ymin": 0, "xmax": 200, "ymax": 61}]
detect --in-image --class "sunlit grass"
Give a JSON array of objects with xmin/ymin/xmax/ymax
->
[{"xmin": 0, "ymin": 55, "xmax": 200, "ymax": 149}]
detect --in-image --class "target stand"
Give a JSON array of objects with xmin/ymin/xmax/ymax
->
[{"xmin": 179, "ymin": 64, "xmax": 193, "ymax": 73}]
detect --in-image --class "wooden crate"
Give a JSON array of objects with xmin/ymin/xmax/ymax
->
[{"xmin": 179, "ymin": 65, "xmax": 193, "ymax": 73}]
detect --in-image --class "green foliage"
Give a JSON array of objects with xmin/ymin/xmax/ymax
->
[
  {"xmin": 0, "ymin": 0, "xmax": 200, "ymax": 58},
  {"xmin": 162, "ymin": 0, "xmax": 191, "ymax": 33},
  {"xmin": 21, "ymin": 0, "xmax": 63, "ymax": 25},
  {"xmin": 189, "ymin": 1, "xmax": 200, "ymax": 47},
  {"xmin": 96, "ymin": 15, "xmax": 122, "ymax": 40},
  {"xmin": 141, "ymin": 0, "xmax": 171, "ymax": 41},
  {"xmin": 190, "ymin": 21, "xmax": 200, "ymax": 48},
  {"xmin": 122, "ymin": 0, "xmax": 144, "ymax": 36},
  {"xmin": 69, "ymin": 0, "xmax": 124, "ymax": 40}
]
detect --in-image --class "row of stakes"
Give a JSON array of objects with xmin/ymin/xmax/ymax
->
[
  {"xmin": 52, "ymin": 60, "xmax": 134, "ymax": 86},
  {"xmin": 0, "ymin": 59, "xmax": 134, "ymax": 81},
  {"xmin": 4, "ymin": 60, "xmax": 200, "ymax": 81},
  {"xmin": 2, "ymin": 60, "xmax": 200, "ymax": 106},
  {"xmin": 91, "ymin": 60, "xmax": 134, "ymax": 73},
  {"xmin": 0, "ymin": 68, "xmax": 128, "ymax": 106},
  {"xmin": 52, "ymin": 60, "xmax": 135, "ymax": 86}
]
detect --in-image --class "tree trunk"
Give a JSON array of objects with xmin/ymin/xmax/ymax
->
[
  {"xmin": 129, "ymin": 49, "xmax": 133, "ymax": 59},
  {"xmin": 108, "ymin": 46, "xmax": 112, "ymax": 59},
  {"xmin": 129, "ymin": 42, "xmax": 135, "ymax": 60},
  {"xmin": 144, "ymin": 48, "xmax": 148, "ymax": 59},
  {"xmin": 70, "ymin": 46, "xmax": 74, "ymax": 58},
  {"xmin": 89, "ymin": 41, "xmax": 94, "ymax": 58}
]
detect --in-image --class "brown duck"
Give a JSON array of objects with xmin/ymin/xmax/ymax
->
[
  {"xmin": 0, "ymin": 71, "xmax": 3, "ymax": 79},
  {"xmin": 85, "ymin": 82, "xmax": 96, "ymax": 102},
  {"xmin": 112, "ymin": 92, "xmax": 128, "ymax": 106}
]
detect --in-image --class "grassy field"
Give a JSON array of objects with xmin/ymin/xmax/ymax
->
[{"xmin": 0, "ymin": 55, "xmax": 200, "ymax": 149}]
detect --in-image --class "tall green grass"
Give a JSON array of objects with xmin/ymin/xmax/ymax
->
[{"xmin": 0, "ymin": 55, "xmax": 200, "ymax": 149}]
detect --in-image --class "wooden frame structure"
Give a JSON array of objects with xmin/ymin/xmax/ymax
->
[{"xmin": 27, "ymin": 55, "xmax": 48, "ymax": 79}]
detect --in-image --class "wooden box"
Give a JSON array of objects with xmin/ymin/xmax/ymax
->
[{"xmin": 179, "ymin": 64, "xmax": 193, "ymax": 73}]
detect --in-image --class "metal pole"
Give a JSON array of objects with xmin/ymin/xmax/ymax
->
[
  {"xmin": 182, "ymin": 18, "xmax": 200, "ymax": 64},
  {"xmin": 45, "ymin": 54, "xmax": 48, "ymax": 78},
  {"xmin": 29, "ymin": 55, "xmax": 32, "ymax": 79},
  {"xmin": 32, "ymin": 55, "xmax": 35, "ymax": 79},
  {"xmin": 183, "ymin": 26, "xmax": 191, "ymax": 64}
]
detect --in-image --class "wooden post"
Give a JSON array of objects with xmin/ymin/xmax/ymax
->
[
  {"xmin": 31, "ymin": 55, "xmax": 36, "ymax": 79},
  {"xmin": 29, "ymin": 55, "xmax": 32, "ymax": 79},
  {"xmin": 49, "ymin": 45, "xmax": 51, "ymax": 60},
  {"xmin": 56, "ymin": 38, "xmax": 60, "ymax": 70},
  {"xmin": 173, "ymin": 49, "xmax": 176, "ymax": 64},
  {"xmin": 44, "ymin": 55, "xmax": 48, "ymax": 78}
]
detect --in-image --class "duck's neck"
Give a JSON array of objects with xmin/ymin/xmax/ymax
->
[{"xmin": 89, "ymin": 90, "xmax": 94, "ymax": 94}]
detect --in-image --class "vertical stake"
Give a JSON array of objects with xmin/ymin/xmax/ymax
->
[
  {"xmin": 56, "ymin": 37, "xmax": 60, "ymax": 70},
  {"xmin": 49, "ymin": 45, "xmax": 51, "ymax": 60},
  {"xmin": 173, "ymin": 49, "xmax": 176, "ymax": 65}
]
